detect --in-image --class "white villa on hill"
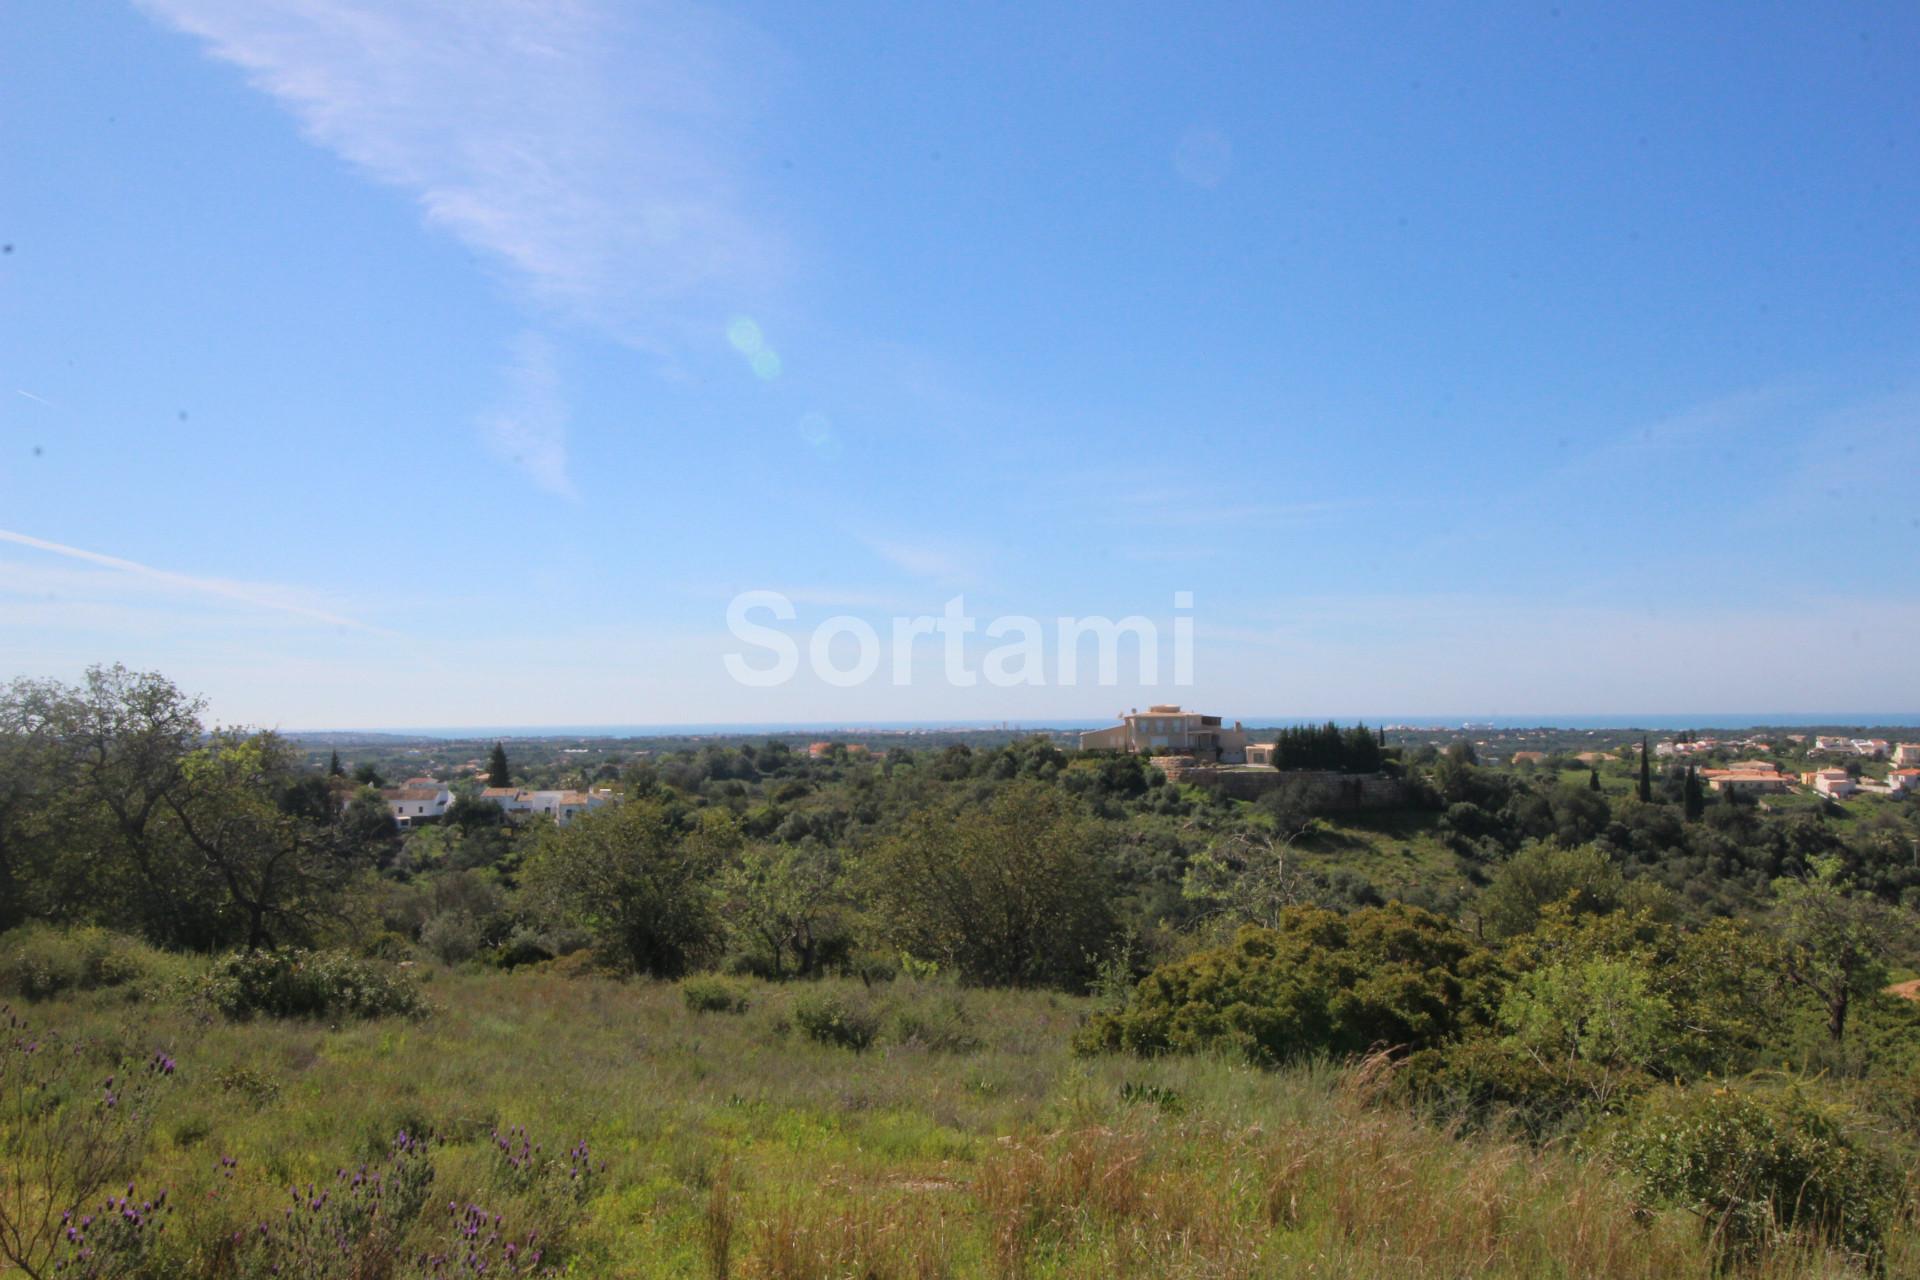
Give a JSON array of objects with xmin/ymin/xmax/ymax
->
[
  {"xmin": 379, "ymin": 779, "xmax": 452, "ymax": 828},
  {"xmin": 479, "ymin": 786, "xmax": 614, "ymax": 826},
  {"xmin": 1080, "ymin": 705, "xmax": 1252, "ymax": 763},
  {"xmin": 384, "ymin": 782, "xmax": 455, "ymax": 832}
]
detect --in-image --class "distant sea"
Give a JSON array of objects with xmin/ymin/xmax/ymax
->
[{"xmin": 300, "ymin": 713, "xmax": 1920, "ymax": 739}]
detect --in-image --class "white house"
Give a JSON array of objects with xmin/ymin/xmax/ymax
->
[
  {"xmin": 380, "ymin": 781, "xmax": 452, "ymax": 828},
  {"xmin": 1893, "ymin": 744, "xmax": 1920, "ymax": 767},
  {"xmin": 477, "ymin": 786, "xmax": 614, "ymax": 826},
  {"xmin": 1889, "ymin": 769, "xmax": 1920, "ymax": 796}
]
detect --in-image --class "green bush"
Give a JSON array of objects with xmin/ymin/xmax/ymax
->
[
  {"xmin": 0, "ymin": 925, "xmax": 159, "ymax": 1000},
  {"xmin": 419, "ymin": 910, "xmax": 482, "ymax": 965},
  {"xmin": 681, "ymin": 975, "xmax": 752, "ymax": 1014},
  {"xmin": 201, "ymin": 948, "xmax": 428, "ymax": 1021},
  {"xmin": 1607, "ymin": 1081, "xmax": 1902, "ymax": 1262},
  {"xmin": 1395, "ymin": 1038, "xmax": 1633, "ymax": 1139},
  {"xmin": 1076, "ymin": 904, "xmax": 1491, "ymax": 1066},
  {"xmin": 792, "ymin": 991, "xmax": 879, "ymax": 1051},
  {"xmin": 888, "ymin": 987, "xmax": 981, "ymax": 1053}
]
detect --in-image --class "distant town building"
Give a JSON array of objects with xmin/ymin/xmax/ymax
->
[
  {"xmin": 1889, "ymin": 769, "xmax": 1920, "ymax": 796},
  {"xmin": 1080, "ymin": 705, "xmax": 1250, "ymax": 763},
  {"xmin": 1700, "ymin": 769, "xmax": 1788, "ymax": 795},
  {"xmin": 1893, "ymin": 744, "xmax": 1920, "ymax": 767},
  {"xmin": 1805, "ymin": 769, "xmax": 1857, "ymax": 799}
]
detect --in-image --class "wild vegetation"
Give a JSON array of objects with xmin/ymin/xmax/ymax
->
[{"xmin": 3, "ymin": 666, "xmax": 1919, "ymax": 1276}]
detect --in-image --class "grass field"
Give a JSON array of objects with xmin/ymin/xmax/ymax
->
[{"xmin": 10, "ymin": 966, "xmax": 1907, "ymax": 1278}]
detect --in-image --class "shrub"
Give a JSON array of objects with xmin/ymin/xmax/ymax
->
[
  {"xmin": 419, "ymin": 910, "xmax": 482, "ymax": 965},
  {"xmin": 1394, "ymin": 1038, "xmax": 1627, "ymax": 1139},
  {"xmin": 214, "ymin": 1064, "xmax": 282, "ymax": 1108},
  {"xmin": 887, "ymin": 988, "xmax": 981, "ymax": 1053},
  {"xmin": 234, "ymin": 1131, "xmax": 437, "ymax": 1279},
  {"xmin": 0, "ymin": 1010, "xmax": 178, "ymax": 1280},
  {"xmin": 0, "ymin": 925, "xmax": 157, "ymax": 1000},
  {"xmin": 681, "ymin": 975, "xmax": 752, "ymax": 1014},
  {"xmin": 1076, "ymin": 903, "xmax": 1491, "ymax": 1066},
  {"xmin": 201, "ymin": 949, "xmax": 428, "ymax": 1021},
  {"xmin": 1607, "ymin": 1081, "xmax": 1902, "ymax": 1262},
  {"xmin": 792, "ymin": 991, "xmax": 879, "ymax": 1051}
]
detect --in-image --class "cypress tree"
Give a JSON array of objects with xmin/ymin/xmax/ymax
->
[
  {"xmin": 1638, "ymin": 735, "xmax": 1653, "ymax": 803},
  {"xmin": 328, "ymin": 748, "xmax": 344, "ymax": 777},
  {"xmin": 1683, "ymin": 764, "xmax": 1705, "ymax": 821},
  {"xmin": 1589, "ymin": 767, "xmax": 1602, "ymax": 792},
  {"xmin": 487, "ymin": 742, "xmax": 512, "ymax": 788}
]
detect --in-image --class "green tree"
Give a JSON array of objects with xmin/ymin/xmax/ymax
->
[
  {"xmin": 443, "ymin": 794, "xmax": 505, "ymax": 833},
  {"xmin": 1638, "ymin": 735, "xmax": 1653, "ymax": 803},
  {"xmin": 1478, "ymin": 843, "xmax": 1651, "ymax": 940},
  {"xmin": 327, "ymin": 748, "xmax": 344, "ymax": 777},
  {"xmin": 521, "ymin": 800, "xmax": 736, "ymax": 977},
  {"xmin": 721, "ymin": 843, "xmax": 851, "ymax": 977},
  {"xmin": 164, "ymin": 731, "xmax": 368, "ymax": 948},
  {"xmin": 4, "ymin": 666, "xmax": 210, "ymax": 941},
  {"xmin": 1182, "ymin": 830, "xmax": 1316, "ymax": 929},
  {"xmin": 866, "ymin": 782, "xmax": 1117, "ymax": 989},
  {"xmin": 340, "ymin": 785, "xmax": 401, "ymax": 852},
  {"xmin": 1771, "ymin": 856, "xmax": 1899, "ymax": 1046},
  {"xmin": 486, "ymin": 742, "xmax": 512, "ymax": 788},
  {"xmin": 1589, "ymin": 767, "xmax": 1602, "ymax": 792},
  {"xmin": 1682, "ymin": 765, "xmax": 1705, "ymax": 821}
]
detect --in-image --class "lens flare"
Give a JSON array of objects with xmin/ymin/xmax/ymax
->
[{"xmin": 725, "ymin": 317, "xmax": 763, "ymax": 354}]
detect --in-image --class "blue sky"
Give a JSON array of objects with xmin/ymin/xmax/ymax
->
[{"xmin": 3, "ymin": 1, "xmax": 1917, "ymax": 729}]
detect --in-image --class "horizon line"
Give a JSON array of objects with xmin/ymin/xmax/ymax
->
[{"xmin": 275, "ymin": 711, "xmax": 1920, "ymax": 740}]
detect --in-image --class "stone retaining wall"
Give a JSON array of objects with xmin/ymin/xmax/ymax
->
[{"xmin": 1156, "ymin": 758, "xmax": 1409, "ymax": 809}]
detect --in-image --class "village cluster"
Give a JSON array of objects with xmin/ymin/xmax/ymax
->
[{"xmin": 1651, "ymin": 735, "xmax": 1920, "ymax": 801}]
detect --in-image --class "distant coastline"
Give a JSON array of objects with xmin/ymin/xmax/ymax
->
[{"xmin": 287, "ymin": 712, "xmax": 1920, "ymax": 739}]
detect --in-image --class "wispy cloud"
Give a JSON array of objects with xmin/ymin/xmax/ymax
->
[
  {"xmin": 479, "ymin": 333, "xmax": 574, "ymax": 497},
  {"xmin": 136, "ymin": 0, "xmax": 783, "ymax": 497},
  {"xmin": 134, "ymin": 0, "xmax": 781, "ymax": 333},
  {"xmin": 0, "ymin": 528, "xmax": 372, "ymax": 630},
  {"xmin": 863, "ymin": 538, "xmax": 986, "ymax": 587}
]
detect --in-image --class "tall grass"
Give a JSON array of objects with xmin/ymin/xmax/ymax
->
[{"xmin": 9, "ymin": 960, "xmax": 1912, "ymax": 1277}]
